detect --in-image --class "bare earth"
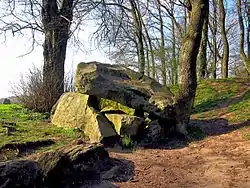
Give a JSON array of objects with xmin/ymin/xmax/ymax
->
[
  {"xmin": 110, "ymin": 125, "xmax": 250, "ymax": 188},
  {"xmin": 107, "ymin": 82, "xmax": 250, "ymax": 188}
]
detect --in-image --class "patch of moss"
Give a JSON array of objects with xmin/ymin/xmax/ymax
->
[{"xmin": 99, "ymin": 98, "xmax": 135, "ymax": 116}]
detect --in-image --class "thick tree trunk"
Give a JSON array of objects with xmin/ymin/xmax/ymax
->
[
  {"xmin": 219, "ymin": 0, "xmax": 229, "ymax": 78},
  {"xmin": 42, "ymin": 0, "xmax": 73, "ymax": 106},
  {"xmin": 175, "ymin": 0, "xmax": 209, "ymax": 135},
  {"xmin": 197, "ymin": 12, "xmax": 208, "ymax": 80}
]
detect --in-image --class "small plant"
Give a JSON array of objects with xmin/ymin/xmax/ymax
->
[{"xmin": 121, "ymin": 135, "xmax": 135, "ymax": 149}]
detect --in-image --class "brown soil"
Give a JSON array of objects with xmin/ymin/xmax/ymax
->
[
  {"xmin": 110, "ymin": 125, "xmax": 250, "ymax": 188},
  {"xmin": 109, "ymin": 86, "xmax": 250, "ymax": 188}
]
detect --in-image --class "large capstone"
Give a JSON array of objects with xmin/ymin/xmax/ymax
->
[
  {"xmin": 51, "ymin": 92, "xmax": 118, "ymax": 143},
  {"xmin": 75, "ymin": 62, "xmax": 175, "ymax": 121}
]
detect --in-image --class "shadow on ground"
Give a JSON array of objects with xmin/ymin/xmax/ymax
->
[
  {"xmin": 190, "ymin": 118, "xmax": 250, "ymax": 136},
  {"xmin": 67, "ymin": 157, "xmax": 135, "ymax": 188},
  {"xmin": 119, "ymin": 118, "xmax": 250, "ymax": 151}
]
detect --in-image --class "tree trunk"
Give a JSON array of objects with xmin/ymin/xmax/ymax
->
[
  {"xmin": 156, "ymin": 0, "xmax": 167, "ymax": 86},
  {"xmin": 129, "ymin": 0, "xmax": 145, "ymax": 75},
  {"xmin": 237, "ymin": 0, "xmax": 250, "ymax": 74},
  {"xmin": 197, "ymin": 11, "xmax": 208, "ymax": 80},
  {"xmin": 142, "ymin": 21, "xmax": 156, "ymax": 79},
  {"xmin": 175, "ymin": 0, "xmax": 209, "ymax": 135},
  {"xmin": 219, "ymin": 0, "xmax": 229, "ymax": 78},
  {"xmin": 42, "ymin": 0, "xmax": 73, "ymax": 107},
  {"xmin": 212, "ymin": 0, "xmax": 218, "ymax": 79},
  {"xmin": 171, "ymin": 1, "xmax": 177, "ymax": 85},
  {"xmin": 144, "ymin": 35, "xmax": 150, "ymax": 77}
]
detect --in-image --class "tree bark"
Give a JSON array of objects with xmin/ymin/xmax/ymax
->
[
  {"xmin": 170, "ymin": 1, "xmax": 178, "ymax": 85},
  {"xmin": 197, "ymin": 10, "xmax": 208, "ymax": 80},
  {"xmin": 212, "ymin": 0, "xmax": 218, "ymax": 79},
  {"xmin": 142, "ymin": 21, "xmax": 156, "ymax": 79},
  {"xmin": 156, "ymin": 0, "xmax": 167, "ymax": 86},
  {"xmin": 144, "ymin": 35, "xmax": 150, "ymax": 77},
  {"xmin": 129, "ymin": 0, "xmax": 145, "ymax": 75},
  {"xmin": 219, "ymin": 0, "xmax": 229, "ymax": 78},
  {"xmin": 237, "ymin": 0, "xmax": 250, "ymax": 74},
  {"xmin": 42, "ymin": 0, "xmax": 73, "ymax": 106},
  {"xmin": 175, "ymin": 0, "xmax": 209, "ymax": 135}
]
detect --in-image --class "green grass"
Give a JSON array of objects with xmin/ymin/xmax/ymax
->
[
  {"xmin": 121, "ymin": 135, "xmax": 135, "ymax": 149},
  {"xmin": 170, "ymin": 79, "xmax": 244, "ymax": 112},
  {"xmin": 170, "ymin": 78, "xmax": 250, "ymax": 126},
  {"xmin": 0, "ymin": 104, "xmax": 78, "ymax": 150},
  {"xmin": 227, "ymin": 90, "xmax": 250, "ymax": 123},
  {"xmin": 193, "ymin": 79, "xmax": 242, "ymax": 113}
]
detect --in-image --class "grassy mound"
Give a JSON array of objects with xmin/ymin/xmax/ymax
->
[
  {"xmin": 0, "ymin": 104, "xmax": 78, "ymax": 154},
  {"xmin": 171, "ymin": 78, "xmax": 250, "ymax": 141},
  {"xmin": 171, "ymin": 78, "xmax": 250, "ymax": 123}
]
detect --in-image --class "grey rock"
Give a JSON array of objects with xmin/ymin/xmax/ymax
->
[
  {"xmin": 36, "ymin": 141, "xmax": 110, "ymax": 187},
  {"xmin": 0, "ymin": 160, "xmax": 43, "ymax": 188},
  {"xmin": 75, "ymin": 62, "xmax": 175, "ymax": 121},
  {"xmin": 105, "ymin": 114, "xmax": 144, "ymax": 136},
  {"xmin": 51, "ymin": 92, "xmax": 118, "ymax": 143},
  {"xmin": 145, "ymin": 120, "xmax": 165, "ymax": 143}
]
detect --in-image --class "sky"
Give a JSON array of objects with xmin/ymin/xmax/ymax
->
[{"xmin": 0, "ymin": 26, "xmax": 110, "ymax": 98}]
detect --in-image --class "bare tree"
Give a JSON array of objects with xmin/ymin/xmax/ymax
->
[
  {"xmin": 237, "ymin": 0, "xmax": 250, "ymax": 74},
  {"xmin": 175, "ymin": 0, "xmax": 209, "ymax": 135},
  {"xmin": 0, "ymin": 0, "xmax": 93, "ymax": 110},
  {"xmin": 197, "ymin": 7, "xmax": 209, "ymax": 80},
  {"xmin": 218, "ymin": 0, "xmax": 229, "ymax": 78}
]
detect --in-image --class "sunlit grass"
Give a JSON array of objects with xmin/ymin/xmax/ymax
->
[{"xmin": 0, "ymin": 104, "xmax": 78, "ymax": 148}]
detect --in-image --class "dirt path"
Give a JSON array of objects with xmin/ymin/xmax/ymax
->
[
  {"xmin": 110, "ymin": 126, "xmax": 250, "ymax": 188},
  {"xmin": 108, "ymin": 84, "xmax": 250, "ymax": 188}
]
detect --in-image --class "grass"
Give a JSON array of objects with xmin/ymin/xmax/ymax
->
[
  {"xmin": 196, "ymin": 79, "xmax": 249, "ymax": 123},
  {"xmin": 193, "ymin": 79, "xmax": 242, "ymax": 113},
  {"xmin": 170, "ymin": 79, "xmax": 246, "ymax": 114},
  {"xmin": 170, "ymin": 78, "xmax": 249, "ymax": 122},
  {"xmin": 0, "ymin": 104, "xmax": 78, "ymax": 150},
  {"xmin": 171, "ymin": 78, "xmax": 250, "ymax": 140}
]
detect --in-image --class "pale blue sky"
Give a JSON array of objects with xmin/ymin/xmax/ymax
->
[{"xmin": 0, "ymin": 27, "xmax": 110, "ymax": 98}]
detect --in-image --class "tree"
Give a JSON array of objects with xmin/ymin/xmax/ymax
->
[
  {"xmin": 218, "ymin": 0, "xmax": 229, "ymax": 78},
  {"xmin": 211, "ymin": 0, "xmax": 218, "ymax": 79},
  {"xmin": 237, "ymin": 0, "xmax": 250, "ymax": 74},
  {"xmin": 129, "ymin": 0, "xmax": 146, "ymax": 74},
  {"xmin": 175, "ymin": 0, "xmax": 209, "ymax": 135},
  {"xmin": 156, "ymin": 0, "xmax": 167, "ymax": 86},
  {"xmin": 42, "ymin": 0, "xmax": 73, "ymax": 102},
  {"xmin": 0, "ymin": 0, "xmax": 92, "ymax": 110},
  {"xmin": 197, "ymin": 7, "xmax": 209, "ymax": 80}
]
